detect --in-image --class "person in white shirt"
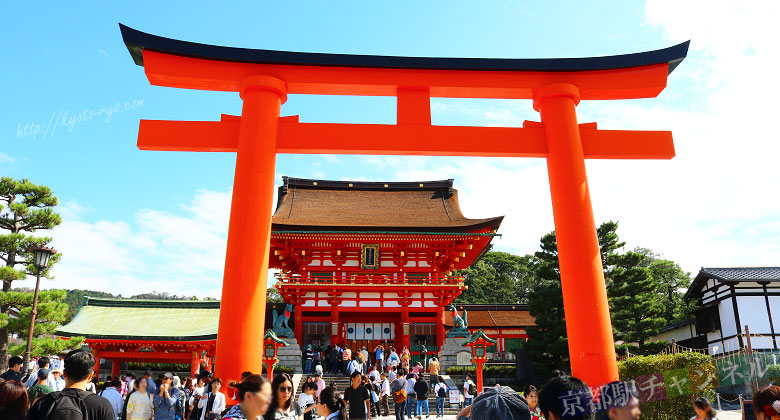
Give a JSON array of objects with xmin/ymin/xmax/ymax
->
[
  {"xmin": 189, "ymin": 377, "xmax": 207, "ymax": 414},
  {"xmin": 297, "ymin": 382, "xmax": 317, "ymax": 420},
  {"xmin": 378, "ymin": 372, "xmax": 391, "ymax": 417},
  {"xmin": 101, "ymin": 379, "xmax": 125, "ymax": 420},
  {"xmin": 463, "ymin": 373, "xmax": 474, "ymax": 406},
  {"xmin": 52, "ymin": 369, "xmax": 66, "ymax": 391},
  {"xmin": 197, "ymin": 377, "xmax": 226, "ymax": 420},
  {"xmin": 126, "ymin": 376, "xmax": 154, "ymax": 420},
  {"xmin": 24, "ymin": 356, "xmax": 56, "ymax": 390}
]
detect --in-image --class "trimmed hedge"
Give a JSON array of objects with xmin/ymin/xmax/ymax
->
[
  {"xmin": 126, "ymin": 362, "xmax": 191, "ymax": 372},
  {"xmin": 445, "ymin": 365, "xmax": 516, "ymax": 376},
  {"xmin": 261, "ymin": 364, "xmax": 295, "ymax": 375},
  {"xmin": 618, "ymin": 352, "xmax": 716, "ymax": 420}
]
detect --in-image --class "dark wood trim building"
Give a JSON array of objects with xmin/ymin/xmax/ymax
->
[{"xmin": 685, "ymin": 267, "xmax": 780, "ymax": 354}]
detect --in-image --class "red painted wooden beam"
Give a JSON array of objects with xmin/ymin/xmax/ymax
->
[{"xmin": 138, "ymin": 119, "xmax": 674, "ymax": 159}]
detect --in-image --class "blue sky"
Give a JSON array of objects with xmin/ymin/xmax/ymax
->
[{"xmin": 2, "ymin": 1, "xmax": 779, "ymax": 297}]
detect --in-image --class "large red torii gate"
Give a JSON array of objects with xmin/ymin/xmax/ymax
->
[{"xmin": 119, "ymin": 24, "xmax": 688, "ymax": 391}]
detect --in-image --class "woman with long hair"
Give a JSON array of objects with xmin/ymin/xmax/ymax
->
[
  {"xmin": 263, "ymin": 373, "xmax": 302, "ymax": 420},
  {"xmin": 222, "ymin": 374, "xmax": 272, "ymax": 420},
  {"xmin": 753, "ymin": 385, "xmax": 780, "ymax": 420},
  {"xmin": 0, "ymin": 380, "xmax": 30, "ymax": 420},
  {"xmin": 315, "ymin": 386, "xmax": 346, "ymax": 420},
  {"xmin": 126, "ymin": 376, "xmax": 154, "ymax": 420}
]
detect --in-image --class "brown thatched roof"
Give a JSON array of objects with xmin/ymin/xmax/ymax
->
[{"xmin": 272, "ymin": 177, "xmax": 503, "ymax": 232}]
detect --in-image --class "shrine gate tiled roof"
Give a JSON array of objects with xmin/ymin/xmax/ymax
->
[{"xmin": 272, "ymin": 177, "xmax": 503, "ymax": 232}]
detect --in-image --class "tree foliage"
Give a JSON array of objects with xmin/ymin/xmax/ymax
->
[
  {"xmin": 456, "ymin": 251, "xmax": 536, "ymax": 304},
  {"xmin": 0, "ymin": 177, "xmax": 81, "ymax": 369},
  {"xmin": 525, "ymin": 221, "xmax": 626, "ymax": 378},
  {"xmin": 608, "ymin": 251, "xmax": 666, "ymax": 354},
  {"xmin": 267, "ymin": 287, "xmax": 284, "ymax": 303},
  {"xmin": 634, "ymin": 248, "xmax": 696, "ymax": 325}
]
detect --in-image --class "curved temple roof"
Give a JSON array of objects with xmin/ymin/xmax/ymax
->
[
  {"xmin": 272, "ymin": 177, "xmax": 503, "ymax": 232},
  {"xmin": 120, "ymin": 24, "xmax": 689, "ymax": 75},
  {"xmin": 57, "ymin": 297, "xmax": 220, "ymax": 341}
]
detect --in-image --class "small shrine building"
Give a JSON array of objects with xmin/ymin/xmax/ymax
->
[{"xmin": 56, "ymin": 298, "xmax": 218, "ymax": 378}]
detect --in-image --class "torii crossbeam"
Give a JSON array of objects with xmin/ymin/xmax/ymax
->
[{"xmin": 119, "ymin": 23, "xmax": 688, "ymax": 392}]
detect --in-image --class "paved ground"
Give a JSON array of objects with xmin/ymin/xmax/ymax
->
[{"xmin": 367, "ymin": 409, "xmax": 744, "ymax": 420}]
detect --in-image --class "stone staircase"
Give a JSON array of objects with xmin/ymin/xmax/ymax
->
[{"xmin": 297, "ymin": 373, "xmax": 463, "ymax": 417}]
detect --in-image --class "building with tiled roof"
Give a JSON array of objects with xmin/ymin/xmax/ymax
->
[{"xmin": 684, "ymin": 267, "xmax": 779, "ymax": 355}]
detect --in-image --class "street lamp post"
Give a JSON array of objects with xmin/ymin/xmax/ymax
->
[
  {"xmin": 263, "ymin": 329, "xmax": 287, "ymax": 381},
  {"xmin": 464, "ymin": 329, "xmax": 496, "ymax": 396},
  {"xmin": 24, "ymin": 245, "xmax": 57, "ymax": 368}
]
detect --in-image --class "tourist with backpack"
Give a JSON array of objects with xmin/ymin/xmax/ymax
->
[
  {"xmin": 153, "ymin": 373, "xmax": 180, "ymax": 420},
  {"xmin": 433, "ymin": 376, "xmax": 447, "ymax": 418},
  {"xmin": 28, "ymin": 369, "xmax": 54, "ymax": 404},
  {"xmin": 389, "ymin": 369, "xmax": 407, "ymax": 420},
  {"xmin": 462, "ymin": 374, "xmax": 474, "ymax": 407},
  {"xmin": 26, "ymin": 349, "xmax": 114, "ymax": 420}
]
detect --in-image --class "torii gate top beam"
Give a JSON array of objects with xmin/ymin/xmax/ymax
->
[{"xmin": 120, "ymin": 24, "xmax": 688, "ymax": 100}]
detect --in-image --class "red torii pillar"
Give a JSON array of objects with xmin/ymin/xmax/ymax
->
[{"xmin": 119, "ymin": 24, "xmax": 688, "ymax": 392}]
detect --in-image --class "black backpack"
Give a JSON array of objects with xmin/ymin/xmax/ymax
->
[
  {"xmin": 120, "ymin": 389, "xmax": 136, "ymax": 420},
  {"xmin": 437, "ymin": 385, "xmax": 446, "ymax": 398},
  {"xmin": 33, "ymin": 389, "xmax": 91, "ymax": 420}
]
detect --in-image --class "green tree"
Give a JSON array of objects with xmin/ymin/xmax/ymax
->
[
  {"xmin": 456, "ymin": 251, "xmax": 535, "ymax": 304},
  {"xmin": 525, "ymin": 231, "xmax": 569, "ymax": 378},
  {"xmin": 7, "ymin": 289, "xmax": 84, "ymax": 357},
  {"xmin": 267, "ymin": 286, "xmax": 284, "ymax": 303},
  {"xmin": 0, "ymin": 178, "xmax": 79, "ymax": 370},
  {"xmin": 525, "ymin": 222, "xmax": 624, "ymax": 377},
  {"xmin": 608, "ymin": 251, "xmax": 666, "ymax": 354},
  {"xmin": 63, "ymin": 289, "xmax": 118, "ymax": 321}
]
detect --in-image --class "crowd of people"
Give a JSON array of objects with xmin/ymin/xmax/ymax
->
[
  {"xmin": 2, "ymin": 349, "xmax": 779, "ymax": 420},
  {"xmin": 303, "ymin": 343, "xmax": 429, "ymax": 377}
]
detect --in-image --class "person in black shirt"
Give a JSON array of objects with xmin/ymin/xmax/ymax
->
[
  {"xmin": 414, "ymin": 376, "xmax": 430, "ymax": 418},
  {"xmin": 344, "ymin": 371, "xmax": 371, "ymax": 420},
  {"xmin": 26, "ymin": 349, "xmax": 114, "ymax": 420},
  {"xmin": 1, "ymin": 356, "xmax": 23, "ymax": 382}
]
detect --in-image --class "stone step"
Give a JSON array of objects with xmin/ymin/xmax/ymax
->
[{"xmin": 298, "ymin": 375, "xmax": 463, "ymax": 414}]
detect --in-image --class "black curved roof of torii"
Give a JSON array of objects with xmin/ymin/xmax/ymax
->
[{"xmin": 119, "ymin": 24, "xmax": 689, "ymax": 75}]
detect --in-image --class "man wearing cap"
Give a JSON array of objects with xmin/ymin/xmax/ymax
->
[
  {"xmin": 52, "ymin": 368, "xmax": 66, "ymax": 391},
  {"xmin": 154, "ymin": 372, "xmax": 181, "ymax": 420},
  {"xmin": 27, "ymin": 368, "xmax": 53, "ymax": 403},
  {"xmin": 456, "ymin": 385, "xmax": 531, "ymax": 420}
]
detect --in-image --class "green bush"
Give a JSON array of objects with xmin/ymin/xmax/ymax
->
[
  {"xmin": 618, "ymin": 352, "xmax": 716, "ymax": 420},
  {"xmin": 261, "ymin": 364, "xmax": 295, "ymax": 375},
  {"xmin": 126, "ymin": 362, "xmax": 191, "ymax": 372},
  {"xmin": 766, "ymin": 364, "xmax": 780, "ymax": 381},
  {"xmin": 445, "ymin": 365, "xmax": 516, "ymax": 376}
]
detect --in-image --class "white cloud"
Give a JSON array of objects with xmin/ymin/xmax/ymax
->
[
  {"xmin": 16, "ymin": 190, "xmax": 235, "ymax": 298},
  {"xmin": 390, "ymin": 1, "xmax": 780, "ymax": 275}
]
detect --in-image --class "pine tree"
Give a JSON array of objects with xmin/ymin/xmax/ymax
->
[
  {"xmin": 0, "ymin": 177, "xmax": 80, "ymax": 370},
  {"xmin": 608, "ymin": 251, "xmax": 666, "ymax": 354},
  {"xmin": 525, "ymin": 232, "xmax": 569, "ymax": 377},
  {"xmin": 525, "ymin": 222, "xmax": 624, "ymax": 378}
]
